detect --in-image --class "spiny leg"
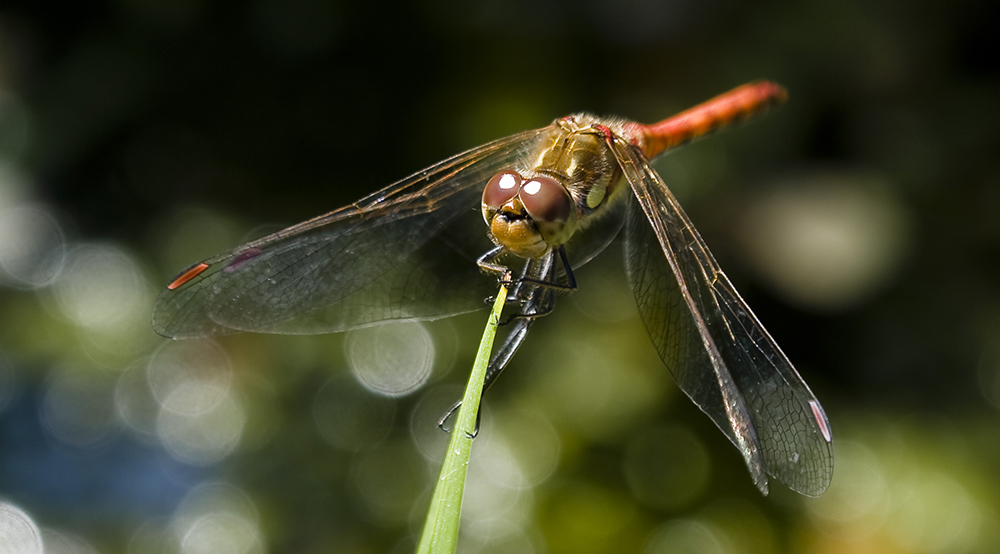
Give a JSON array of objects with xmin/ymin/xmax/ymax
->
[
  {"xmin": 513, "ymin": 245, "xmax": 576, "ymax": 293},
  {"xmin": 437, "ymin": 315, "xmax": 535, "ymax": 436},
  {"xmin": 489, "ymin": 246, "xmax": 576, "ymax": 324},
  {"xmin": 477, "ymin": 244, "xmax": 513, "ymax": 284},
  {"xmin": 440, "ymin": 254, "xmax": 560, "ymax": 436},
  {"xmin": 501, "ymin": 246, "xmax": 574, "ymax": 324}
]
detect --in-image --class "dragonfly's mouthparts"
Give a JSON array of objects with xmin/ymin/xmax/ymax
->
[{"xmin": 498, "ymin": 209, "xmax": 530, "ymax": 221}]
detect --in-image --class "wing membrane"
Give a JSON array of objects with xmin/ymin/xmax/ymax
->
[
  {"xmin": 153, "ymin": 128, "xmax": 548, "ymax": 338},
  {"xmin": 612, "ymin": 139, "xmax": 834, "ymax": 496}
]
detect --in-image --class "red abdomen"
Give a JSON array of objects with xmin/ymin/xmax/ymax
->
[{"xmin": 630, "ymin": 81, "xmax": 788, "ymax": 159}]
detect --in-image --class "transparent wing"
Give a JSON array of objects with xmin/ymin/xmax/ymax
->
[
  {"xmin": 153, "ymin": 127, "xmax": 549, "ymax": 338},
  {"xmin": 611, "ymin": 138, "xmax": 834, "ymax": 496}
]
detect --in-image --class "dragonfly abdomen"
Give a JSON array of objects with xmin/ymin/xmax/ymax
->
[{"xmin": 633, "ymin": 81, "xmax": 788, "ymax": 159}]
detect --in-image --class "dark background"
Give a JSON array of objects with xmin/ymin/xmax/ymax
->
[{"xmin": 1, "ymin": 0, "xmax": 999, "ymax": 553}]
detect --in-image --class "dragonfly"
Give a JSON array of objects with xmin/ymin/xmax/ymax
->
[{"xmin": 153, "ymin": 81, "xmax": 834, "ymax": 497}]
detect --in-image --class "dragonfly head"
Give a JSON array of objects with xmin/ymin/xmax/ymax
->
[{"xmin": 482, "ymin": 170, "xmax": 579, "ymax": 259}]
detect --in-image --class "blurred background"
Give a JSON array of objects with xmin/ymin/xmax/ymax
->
[{"xmin": 0, "ymin": 0, "xmax": 998, "ymax": 553}]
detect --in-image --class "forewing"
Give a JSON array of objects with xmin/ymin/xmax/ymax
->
[
  {"xmin": 612, "ymin": 139, "xmax": 834, "ymax": 496},
  {"xmin": 153, "ymin": 127, "xmax": 548, "ymax": 338}
]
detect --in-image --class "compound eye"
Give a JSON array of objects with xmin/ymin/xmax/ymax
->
[
  {"xmin": 519, "ymin": 176, "xmax": 572, "ymax": 224},
  {"xmin": 482, "ymin": 171, "xmax": 522, "ymax": 210}
]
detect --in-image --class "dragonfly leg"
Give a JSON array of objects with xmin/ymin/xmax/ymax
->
[
  {"xmin": 496, "ymin": 249, "xmax": 560, "ymax": 323},
  {"xmin": 498, "ymin": 287, "xmax": 554, "ymax": 324},
  {"xmin": 480, "ymin": 246, "xmax": 561, "ymax": 318},
  {"xmin": 498, "ymin": 246, "xmax": 574, "ymax": 324},
  {"xmin": 516, "ymin": 245, "xmax": 577, "ymax": 292},
  {"xmin": 438, "ymin": 312, "xmax": 535, "ymax": 436},
  {"xmin": 439, "ymin": 257, "xmax": 550, "ymax": 436},
  {"xmin": 477, "ymin": 244, "xmax": 513, "ymax": 284},
  {"xmin": 478, "ymin": 245, "xmax": 577, "ymax": 293}
]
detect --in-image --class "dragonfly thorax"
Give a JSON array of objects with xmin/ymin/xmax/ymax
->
[{"xmin": 537, "ymin": 116, "xmax": 625, "ymax": 217}]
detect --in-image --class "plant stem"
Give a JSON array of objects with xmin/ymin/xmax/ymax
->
[{"xmin": 415, "ymin": 283, "xmax": 508, "ymax": 554}]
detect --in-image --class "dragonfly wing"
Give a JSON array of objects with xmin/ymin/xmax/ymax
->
[
  {"xmin": 611, "ymin": 139, "xmax": 834, "ymax": 496},
  {"xmin": 153, "ymin": 128, "xmax": 548, "ymax": 338}
]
